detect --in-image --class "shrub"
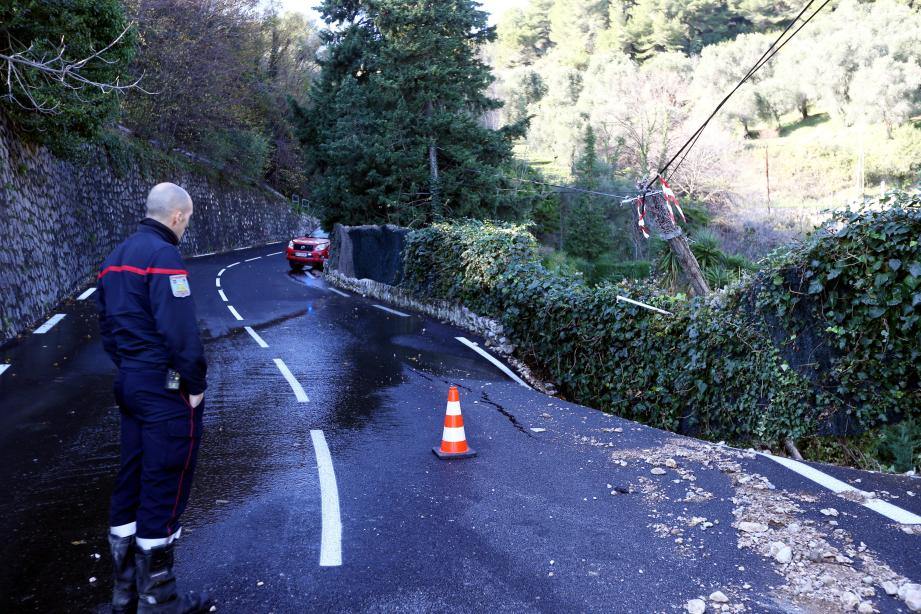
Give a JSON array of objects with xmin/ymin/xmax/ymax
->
[{"xmin": 402, "ymin": 192, "xmax": 921, "ymax": 448}]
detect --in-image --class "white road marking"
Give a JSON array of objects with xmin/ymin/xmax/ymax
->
[
  {"xmin": 234, "ymin": 245, "xmax": 250, "ymax": 251},
  {"xmin": 308, "ymin": 270, "xmax": 319, "ymax": 278},
  {"xmin": 34, "ymin": 314, "xmax": 66, "ymax": 334},
  {"xmin": 372, "ymin": 304, "xmax": 409, "ymax": 317},
  {"xmin": 76, "ymin": 287, "xmax": 96, "ymax": 300},
  {"xmin": 455, "ymin": 337, "xmax": 532, "ymax": 389},
  {"xmin": 327, "ymin": 288, "xmax": 349, "ymax": 297},
  {"xmin": 227, "ymin": 305, "xmax": 243, "ymax": 321},
  {"xmin": 193, "ymin": 251, "xmax": 216, "ymax": 258},
  {"xmin": 227, "ymin": 262, "xmax": 240, "ymax": 268},
  {"xmin": 761, "ymin": 453, "xmax": 921, "ymax": 525},
  {"xmin": 244, "ymin": 326, "xmax": 269, "ymax": 348},
  {"xmin": 310, "ymin": 429, "xmax": 342, "ymax": 567},
  {"xmin": 218, "ymin": 290, "xmax": 228, "ymax": 302},
  {"xmin": 273, "ymin": 358, "xmax": 309, "ymax": 402},
  {"xmin": 218, "ymin": 268, "xmax": 226, "ymax": 277},
  {"xmin": 266, "ymin": 251, "xmax": 284, "ymax": 257},
  {"xmin": 245, "ymin": 256, "xmax": 262, "ymax": 262},
  {"xmin": 215, "ymin": 278, "xmax": 221, "ymax": 288},
  {"xmin": 0, "ymin": 364, "xmax": 10, "ymax": 376}
]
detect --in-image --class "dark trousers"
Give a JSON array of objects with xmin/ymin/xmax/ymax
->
[{"xmin": 110, "ymin": 369, "xmax": 204, "ymax": 539}]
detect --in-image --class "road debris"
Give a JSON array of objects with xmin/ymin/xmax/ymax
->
[{"xmin": 610, "ymin": 438, "xmax": 920, "ymax": 613}]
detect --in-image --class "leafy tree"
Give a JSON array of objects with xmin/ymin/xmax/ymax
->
[
  {"xmin": 0, "ymin": 0, "xmax": 136, "ymax": 153},
  {"xmin": 301, "ymin": 0, "xmax": 526, "ymax": 227}
]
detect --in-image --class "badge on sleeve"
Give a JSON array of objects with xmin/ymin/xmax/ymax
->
[{"xmin": 169, "ymin": 274, "xmax": 191, "ymax": 298}]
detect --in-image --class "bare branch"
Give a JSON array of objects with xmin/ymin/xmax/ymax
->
[{"xmin": 0, "ymin": 23, "xmax": 152, "ymax": 115}]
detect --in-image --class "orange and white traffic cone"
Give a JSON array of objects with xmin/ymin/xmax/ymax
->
[{"xmin": 433, "ymin": 386, "xmax": 476, "ymax": 459}]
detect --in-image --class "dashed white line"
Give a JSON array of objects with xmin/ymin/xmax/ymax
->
[
  {"xmin": 273, "ymin": 358, "xmax": 309, "ymax": 402},
  {"xmin": 245, "ymin": 256, "xmax": 262, "ymax": 262},
  {"xmin": 244, "ymin": 326, "xmax": 269, "ymax": 348},
  {"xmin": 761, "ymin": 453, "xmax": 921, "ymax": 525},
  {"xmin": 311, "ymin": 429, "xmax": 342, "ymax": 567},
  {"xmin": 233, "ymin": 245, "xmax": 250, "ymax": 251},
  {"xmin": 327, "ymin": 288, "xmax": 349, "ymax": 297},
  {"xmin": 215, "ymin": 278, "xmax": 221, "ymax": 288},
  {"xmin": 266, "ymin": 251, "xmax": 284, "ymax": 257},
  {"xmin": 0, "ymin": 364, "xmax": 10, "ymax": 376},
  {"xmin": 227, "ymin": 262, "xmax": 240, "ymax": 268},
  {"xmin": 76, "ymin": 287, "xmax": 97, "ymax": 300},
  {"xmin": 194, "ymin": 251, "xmax": 216, "ymax": 258},
  {"xmin": 34, "ymin": 314, "xmax": 66, "ymax": 334},
  {"xmin": 218, "ymin": 290, "xmax": 228, "ymax": 302},
  {"xmin": 373, "ymin": 304, "xmax": 409, "ymax": 317},
  {"xmin": 227, "ymin": 305, "xmax": 243, "ymax": 321},
  {"xmin": 218, "ymin": 268, "xmax": 226, "ymax": 277},
  {"xmin": 455, "ymin": 336, "xmax": 533, "ymax": 389}
]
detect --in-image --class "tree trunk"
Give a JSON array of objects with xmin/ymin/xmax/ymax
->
[
  {"xmin": 647, "ymin": 194, "xmax": 710, "ymax": 297},
  {"xmin": 425, "ymin": 101, "xmax": 440, "ymax": 219}
]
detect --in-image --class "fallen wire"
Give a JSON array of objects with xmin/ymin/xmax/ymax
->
[{"xmin": 648, "ymin": 0, "xmax": 832, "ymax": 191}]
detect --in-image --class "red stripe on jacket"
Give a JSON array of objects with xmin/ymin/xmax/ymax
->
[{"xmin": 98, "ymin": 265, "xmax": 188, "ymax": 279}]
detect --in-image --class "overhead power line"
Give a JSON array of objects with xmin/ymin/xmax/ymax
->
[{"xmin": 647, "ymin": 0, "xmax": 833, "ymax": 192}]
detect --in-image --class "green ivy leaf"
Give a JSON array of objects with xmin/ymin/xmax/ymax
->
[{"xmin": 808, "ymin": 278, "xmax": 824, "ymax": 294}]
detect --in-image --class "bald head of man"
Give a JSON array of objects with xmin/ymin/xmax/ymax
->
[{"xmin": 146, "ymin": 182, "xmax": 194, "ymax": 241}]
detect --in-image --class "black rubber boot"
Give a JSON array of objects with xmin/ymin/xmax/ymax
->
[
  {"xmin": 135, "ymin": 542, "xmax": 212, "ymax": 614},
  {"xmin": 109, "ymin": 533, "xmax": 138, "ymax": 614}
]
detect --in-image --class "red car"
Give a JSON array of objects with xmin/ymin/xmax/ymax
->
[{"xmin": 286, "ymin": 228, "xmax": 331, "ymax": 271}]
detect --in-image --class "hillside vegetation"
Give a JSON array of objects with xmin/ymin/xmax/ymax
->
[{"xmin": 491, "ymin": 0, "xmax": 921, "ymax": 265}]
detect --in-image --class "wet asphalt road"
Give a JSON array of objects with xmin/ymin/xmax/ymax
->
[{"xmin": 1, "ymin": 242, "xmax": 919, "ymax": 614}]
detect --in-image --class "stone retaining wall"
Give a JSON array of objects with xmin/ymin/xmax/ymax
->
[{"xmin": 0, "ymin": 114, "xmax": 309, "ymax": 345}]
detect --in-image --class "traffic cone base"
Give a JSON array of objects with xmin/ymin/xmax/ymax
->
[
  {"xmin": 432, "ymin": 445, "xmax": 477, "ymax": 459},
  {"xmin": 433, "ymin": 386, "xmax": 477, "ymax": 460}
]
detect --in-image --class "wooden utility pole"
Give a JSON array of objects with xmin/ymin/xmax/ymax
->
[{"xmin": 646, "ymin": 193, "xmax": 711, "ymax": 297}]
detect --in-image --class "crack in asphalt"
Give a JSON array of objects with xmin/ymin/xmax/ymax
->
[{"xmin": 479, "ymin": 391, "xmax": 533, "ymax": 437}]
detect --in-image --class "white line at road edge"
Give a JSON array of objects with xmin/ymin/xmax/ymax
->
[
  {"xmin": 77, "ymin": 287, "xmax": 96, "ymax": 300},
  {"xmin": 266, "ymin": 251, "xmax": 284, "ymax": 257},
  {"xmin": 227, "ymin": 305, "xmax": 244, "ymax": 321},
  {"xmin": 327, "ymin": 288, "xmax": 349, "ymax": 297},
  {"xmin": 273, "ymin": 358, "xmax": 309, "ymax": 402},
  {"xmin": 233, "ymin": 245, "xmax": 251, "ymax": 251},
  {"xmin": 761, "ymin": 453, "xmax": 921, "ymax": 525},
  {"xmin": 244, "ymin": 326, "xmax": 269, "ymax": 348},
  {"xmin": 0, "ymin": 364, "xmax": 10, "ymax": 376},
  {"xmin": 372, "ymin": 304, "xmax": 409, "ymax": 317},
  {"xmin": 34, "ymin": 314, "xmax": 66, "ymax": 334},
  {"xmin": 245, "ymin": 256, "xmax": 262, "ymax": 262},
  {"xmin": 218, "ymin": 268, "xmax": 226, "ymax": 277},
  {"xmin": 218, "ymin": 290, "xmax": 228, "ymax": 302},
  {"xmin": 455, "ymin": 337, "xmax": 533, "ymax": 390},
  {"xmin": 227, "ymin": 262, "xmax": 240, "ymax": 268},
  {"xmin": 310, "ymin": 430, "xmax": 342, "ymax": 567},
  {"xmin": 215, "ymin": 278, "xmax": 221, "ymax": 288}
]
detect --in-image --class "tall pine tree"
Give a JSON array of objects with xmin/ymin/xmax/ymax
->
[{"xmin": 298, "ymin": 0, "xmax": 526, "ymax": 227}]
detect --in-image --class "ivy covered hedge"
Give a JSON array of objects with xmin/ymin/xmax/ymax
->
[{"xmin": 402, "ymin": 192, "xmax": 921, "ymax": 446}]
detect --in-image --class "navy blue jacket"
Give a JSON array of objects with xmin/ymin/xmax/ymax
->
[{"xmin": 96, "ymin": 219, "xmax": 207, "ymax": 395}]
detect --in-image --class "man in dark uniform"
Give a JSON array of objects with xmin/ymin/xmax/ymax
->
[{"xmin": 97, "ymin": 183, "xmax": 211, "ymax": 613}]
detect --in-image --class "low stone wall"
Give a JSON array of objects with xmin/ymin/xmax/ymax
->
[
  {"xmin": 324, "ymin": 269, "xmax": 553, "ymax": 394},
  {"xmin": 0, "ymin": 115, "xmax": 310, "ymax": 345}
]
